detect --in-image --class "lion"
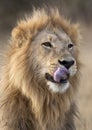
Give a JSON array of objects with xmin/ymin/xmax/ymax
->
[{"xmin": 0, "ymin": 8, "xmax": 81, "ymax": 130}]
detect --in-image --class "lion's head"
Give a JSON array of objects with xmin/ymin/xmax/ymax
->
[
  {"xmin": 32, "ymin": 28, "xmax": 80, "ymax": 93},
  {"xmin": 8, "ymin": 8, "xmax": 80, "ymax": 96}
]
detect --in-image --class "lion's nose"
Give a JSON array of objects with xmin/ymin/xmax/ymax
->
[{"xmin": 58, "ymin": 59, "xmax": 75, "ymax": 69}]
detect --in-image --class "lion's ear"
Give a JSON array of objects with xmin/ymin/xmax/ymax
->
[{"xmin": 11, "ymin": 27, "xmax": 30, "ymax": 48}]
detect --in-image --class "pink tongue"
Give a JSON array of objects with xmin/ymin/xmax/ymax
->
[{"xmin": 54, "ymin": 67, "xmax": 69, "ymax": 83}]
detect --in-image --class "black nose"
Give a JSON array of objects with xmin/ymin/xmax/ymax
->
[{"xmin": 58, "ymin": 59, "xmax": 75, "ymax": 69}]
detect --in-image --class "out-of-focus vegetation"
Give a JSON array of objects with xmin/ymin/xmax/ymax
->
[
  {"xmin": 0, "ymin": 0, "xmax": 92, "ymax": 32},
  {"xmin": 62, "ymin": 0, "xmax": 92, "ymax": 20}
]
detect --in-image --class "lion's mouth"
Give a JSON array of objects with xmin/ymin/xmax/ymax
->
[
  {"xmin": 45, "ymin": 66, "xmax": 69, "ymax": 84},
  {"xmin": 45, "ymin": 73, "xmax": 69, "ymax": 84}
]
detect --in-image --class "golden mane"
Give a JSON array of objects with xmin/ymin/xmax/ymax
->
[
  {"xmin": 0, "ymin": 8, "xmax": 81, "ymax": 130},
  {"xmin": 12, "ymin": 8, "xmax": 80, "ymax": 47}
]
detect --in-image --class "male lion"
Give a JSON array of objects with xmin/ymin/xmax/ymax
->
[{"xmin": 0, "ymin": 8, "xmax": 81, "ymax": 130}]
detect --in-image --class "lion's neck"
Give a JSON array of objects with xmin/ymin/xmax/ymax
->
[{"xmin": 29, "ymin": 85, "xmax": 73, "ymax": 130}]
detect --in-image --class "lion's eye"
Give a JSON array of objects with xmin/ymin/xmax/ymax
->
[
  {"xmin": 41, "ymin": 42, "xmax": 53, "ymax": 48},
  {"xmin": 68, "ymin": 43, "xmax": 73, "ymax": 49}
]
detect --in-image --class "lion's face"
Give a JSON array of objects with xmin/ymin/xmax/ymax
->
[{"xmin": 30, "ymin": 28, "xmax": 78, "ymax": 93}]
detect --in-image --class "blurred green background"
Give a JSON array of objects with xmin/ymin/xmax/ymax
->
[{"xmin": 0, "ymin": 0, "xmax": 92, "ymax": 32}]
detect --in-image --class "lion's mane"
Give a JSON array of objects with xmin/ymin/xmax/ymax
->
[{"xmin": 0, "ymin": 8, "xmax": 81, "ymax": 130}]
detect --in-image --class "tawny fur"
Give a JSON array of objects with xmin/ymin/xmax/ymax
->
[{"xmin": 0, "ymin": 8, "xmax": 81, "ymax": 130}]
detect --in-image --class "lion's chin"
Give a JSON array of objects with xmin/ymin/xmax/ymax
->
[
  {"xmin": 47, "ymin": 81, "xmax": 70, "ymax": 93},
  {"xmin": 45, "ymin": 66, "xmax": 77, "ymax": 93},
  {"xmin": 45, "ymin": 71, "xmax": 70, "ymax": 93}
]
